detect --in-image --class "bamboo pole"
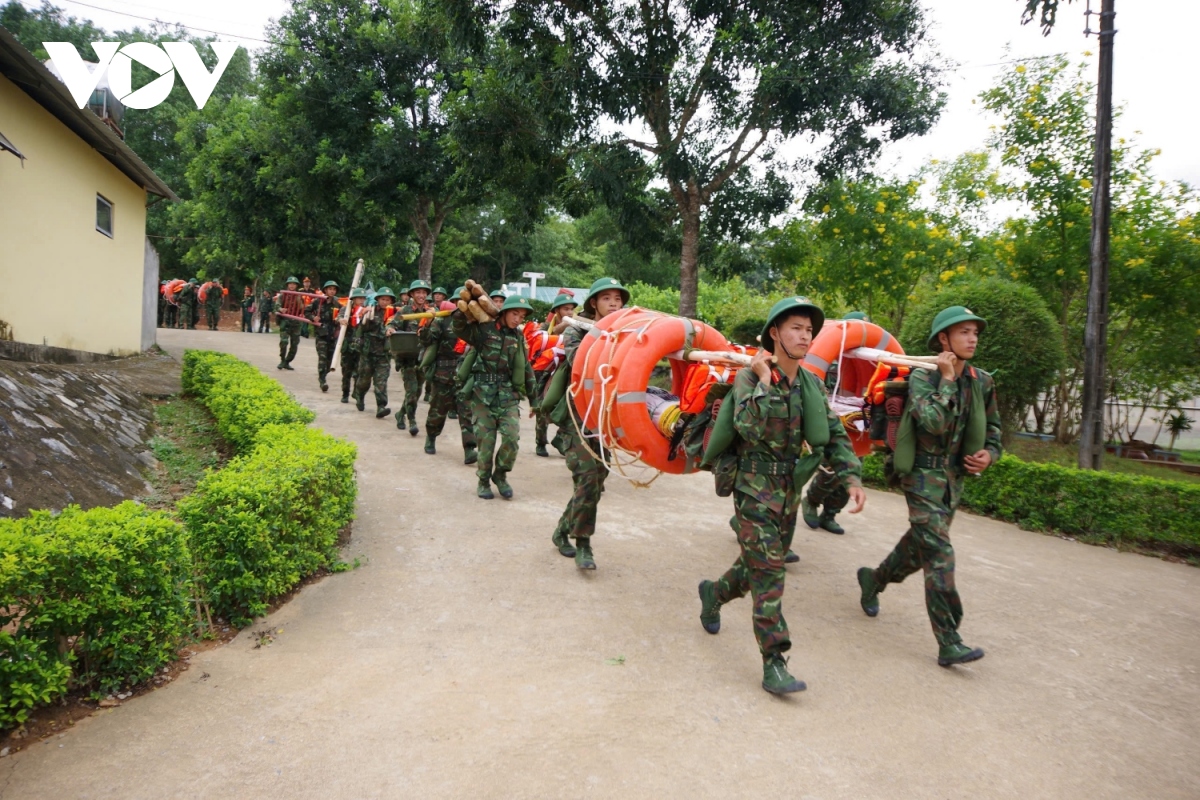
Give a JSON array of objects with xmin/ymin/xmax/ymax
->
[{"xmin": 330, "ymin": 258, "xmax": 365, "ymax": 373}]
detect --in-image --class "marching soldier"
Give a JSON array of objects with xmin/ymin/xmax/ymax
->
[
  {"xmin": 157, "ymin": 281, "xmax": 168, "ymax": 327},
  {"xmin": 548, "ymin": 277, "xmax": 627, "ymax": 569},
  {"xmin": 802, "ymin": 310, "xmax": 869, "ymax": 536},
  {"xmin": 419, "ymin": 296, "xmax": 477, "ymax": 463},
  {"xmin": 308, "ymin": 280, "xmax": 340, "ymax": 392},
  {"xmin": 164, "ymin": 282, "xmax": 179, "ymax": 328},
  {"xmin": 354, "ymin": 287, "xmax": 396, "ymax": 417},
  {"xmin": 276, "ymin": 277, "xmax": 303, "ymax": 370},
  {"xmin": 452, "ymin": 295, "xmax": 537, "ymax": 500},
  {"xmin": 340, "ymin": 288, "xmax": 368, "ymax": 403},
  {"xmin": 392, "ymin": 279, "xmax": 432, "ymax": 435},
  {"xmin": 204, "ymin": 279, "xmax": 223, "ymax": 330},
  {"xmin": 259, "ymin": 290, "xmax": 273, "ymax": 334},
  {"xmin": 696, "ymin": 297, "xmax": 866, "ymax": 694},
  {"xmin": 530, "ymin": 292, "xmax": 577, "ymax": 458},
  {"xmin": 856, "ymin": 306, "xmax": 1002, "ymax": 667},
  {"xmin": 241, "ymin": 286, "xmax": 255, "ymax": 332},
  {"xmin": 178, "ymin": 278, "xmax": 199, "ymax": 330}
]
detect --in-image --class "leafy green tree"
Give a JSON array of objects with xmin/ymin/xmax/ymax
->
[
  {"xmin": 457, "ymin": 0, "xmax": 945, "ymax": 316},
  {"xmin": 901, "ymin": 276, "xmax": 1065, "ymax": 440}
]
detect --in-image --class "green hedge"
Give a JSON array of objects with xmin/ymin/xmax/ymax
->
[
  {"xmin": 861, "ymin": 454, "xmax": 1200, "ymax": 549},
  {"xmin": 179, "ymin": 423, "xmax": 357, "ymax": 626},
  {"xmin": 0, "ymin": 503, "xmax": 193, "ymax": 728},
  {"xmin": 181, "ymin": 350, "xmax": 315, "ymax": 452}
]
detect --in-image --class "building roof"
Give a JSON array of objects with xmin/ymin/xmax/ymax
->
[{"xmin": 0, "ymin": 27, "xmax": 178, "ymax": 200}]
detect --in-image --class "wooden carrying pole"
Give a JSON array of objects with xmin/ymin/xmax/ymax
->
[{"xmin": 330, "ymin": 259, "xmax": 365, "ymax": 373}]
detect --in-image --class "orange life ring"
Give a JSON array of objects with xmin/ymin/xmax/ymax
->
[
  {"xmin": 568, "ymin": 306, "xmax": 647, "ymax": 430},
  {"xmin": 162, "ymin": 279, "xmax": 185, "ymax": 302},
  {"xmin": 803, "ymin": 320, "xmax": 907, "ymax": 456}
]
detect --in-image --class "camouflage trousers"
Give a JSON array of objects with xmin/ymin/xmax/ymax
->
[
  {"xmin": 871, "ymin": 471, "xmax": 964, "ymax": 647},
  {"xmin": 397, "ymin": 365, "xmax": 424, "ymax": 425},
  {"xmin": 551, "ymin": 422, "xmax": 608, "ymax": 542},
  {"xmin": 205, "ymin": 307, "xmax": 220, "ymax": 330},
  {"xmin": 532, "ymin": 371, "xmax": 562, "ymax": 448},
  {"xmin": 471, "ymin": 395, "xmax": 519, "ymax": 482},
  {"xmin": 805, "ymin": 464, "xmax": 849, "ymax": 513},
  {"xmin": 278, "ymin": 320, "xmax": 302, "ymax": 364},
  {"xmin": 315, "ymin": 336, "xmax": 336, "ymax": 385},
  {"xmin": 713, "ymin": 490, "xmax": 799, "ymax": 657},
  {"xmin": 426, "ymin": 377, "xmax": 475, "ymax": 451},
  {"xmin": 340, "ymin": 349, "xmax": 359, "ymax": 398},
  {"xmin": 355, "ymin": 352, "xmax": 391, "ymax": 410},
  {"xmin": 179, "ymin": 301, "xmax": 196, "ymax": 329}
]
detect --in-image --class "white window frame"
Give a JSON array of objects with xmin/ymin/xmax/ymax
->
[{"xmin": 96, "ymin": 194, "xmax": 114, "ymax": 238}]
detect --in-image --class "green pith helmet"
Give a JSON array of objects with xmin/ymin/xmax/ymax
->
[
  {"xmin": 550, "ymin": 292, "xmax": 578, "ymax": 311},
  {"xmin": 489, "ymin": 287, "xmax": 507, "ymax": 300},
  {"xmin": 453, "ymin": 285, "xmax": 466, "ymax": 298},
  {"xmin": 188, "ymin": 278, "xmax": 198, "ymax": 285},
  {"xmin": 432, "ymin": 286, "xmax": 447, "ymax": 296},
  {"xmin": 760, "ymin": 296, "xmax": 825, "ymax": 354},
  {"xmin": 349, "ymin": 287, "xmax": 368, "ymax": 299},
  {"xmin": 285, "ymin": 276, "xmax": 299, "ymax": 285},
  {"xmin": 584, "ymin": 277, "xmax": 630, "ymax": 308},
  {"xmin": 408, "ymin": 279, "xmax": 432, "ymax": 293},
  {"xmin": 501, "ymin": 296, "xmax": 534, "ymax": 313},
  {"xmin": 843, "ymin": 311, "xmax": 868, "ymax": 321},
  {"xmin": 927, "ymin": 305, "xmax": 987, "ymax": 351},
  {"xmin": 375, "ymin": 286, "xmax": 396, "ymax": 300},
  {"xmin": 323, "ymin": 280, "xmax": 339, "ymax": 289}
]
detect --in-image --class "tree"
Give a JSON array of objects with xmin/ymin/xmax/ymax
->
[
  {"xmin": 1165, "ymin": 412, "xmax": 1195, "ymax": 453},
  {"xmin": 457, "ymin": 0, "xmax": 945, "ymax": 316},
  {"xmin": 1020, "ymin": 0, "xmax": 1077, "ymax": 35},
  {"xmin": 900, "ymin": 276, "xmax": 1065, "ymax": 440}
]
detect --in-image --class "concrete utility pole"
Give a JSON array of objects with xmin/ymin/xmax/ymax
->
[{"xmin": 1078, "ymin": 0, "xmax": 1116, "ymax": 470}]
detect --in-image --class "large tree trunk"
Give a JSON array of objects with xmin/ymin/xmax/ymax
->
[
  {"xmin": 410, "ymin": 196, "xmax": 450, "ymax": 283},
  {"xmin": 678, "ymin": 193, "xmax": 702, "ymax": 318}
]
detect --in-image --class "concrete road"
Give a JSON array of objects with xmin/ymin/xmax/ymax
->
[{"xmin": 4, "ymin": 328, "xmax": 1198, "ymax": 799}]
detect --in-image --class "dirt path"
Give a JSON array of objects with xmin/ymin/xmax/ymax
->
[{"xmin": 4, "ymin": 328, "xmax": 1198, "ymax": 799}]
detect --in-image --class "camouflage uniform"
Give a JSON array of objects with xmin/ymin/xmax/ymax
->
[
  {"xmin": 178, "ymin": 283, "xmax": 198, "ymax": 329},
  {"xmin": 391, "ymin": 302, "xmax": 429, "ymax": 427},
  {"xmin": 805, "ymin": 362, "xmax": 851, "ymax": 520},
  {"xmin": 550, "ymin": 324, "xmax": 607, "ymax": 543},
  {"xmin": 711, "ymin": 367, "xmax": 863, "ymax": 657},
  {"xmin": 241, "ymin": 294, "xmax": 255, "ymax": 332},
  {"xmin": 164, "ymin": 296, "xmax": 178, "ymax": 328},
  {"xmin": 451, "ymin": 313, "xmax": 535, "ymax": 485},
  {"xmin": 354, "ymin": 307, "xmax": 391, "ymax": 411},
  {"xmin": 308, "ymin": 295, "xmax": 339, "ymax": 388},
  {"xmin": 339, "ymin": 320, "xmax": 361, "ymax": 400},
  {"xmin": 867, "ymin": 367, "xmax": 1002, "ymax": 647},
  {"xmin": 419, "ymin": 315, "xmax": 475, "ymax": 453},
  {"xmin": 277, "ymin": 300, "xmax": 303, "ymax": 366},
  {"xmin": 204, "ymin": 286, "xmax": 223, "ymax": 330}
]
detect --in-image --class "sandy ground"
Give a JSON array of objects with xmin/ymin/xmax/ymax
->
[{"xmin": 4, "ymin": 328, "xmax": 1198, "ymax": 799}]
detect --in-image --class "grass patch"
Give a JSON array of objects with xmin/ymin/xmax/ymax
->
[
  {"xmin": 1175, "ymin": 448, "xmax": 1200, "ymax": 465},
  {"xmin": 142, "ymin": 396, "xmax": 231, "ymax": 507},
  {"xmin": 1008, "ymin": 438, "xmax": 1200, "ymax": 485}
]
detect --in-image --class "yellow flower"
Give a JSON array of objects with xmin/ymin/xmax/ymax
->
[
  {"xmin": 975, "ymin": 189, "xmax": 987, "ymax": 199},
  {"xmin": 1010, "ymin": 271, "xmax": 1020, "ymax": 279},
  {"xmin": 822, "ymin": 204, "xmax": 831, "ymax": 213},
  {"xmin": 1056, "ymin": 269, "xmax": 1065, "ymax": 276},
  {"xmin": 875, "ymin": 201, "xmax": 886, "ymax": 213},
  {"xmin": 1015, "ymin": 65, "xmax": 1027, "ymax": 73},
  {"xmin": 1080, "ymin": 179, "xmax": 1093, "ymax": 190},
  {"xmin": 1083, "ymin": 50, "xmax": 1093, "ymax": 57},
  {"xmin": 939, "ymin": 270, "xmax": 954, "ymax": 282},
  {"xmin": 1065, "ymin": 221, "xmax": 1075, "ymax": 228},
  {"xmin": 875, "ymin": 225, "xmax": 886, "ymax": 234},
  {"xmin": 956, "ymin": 265, "xmax": 967, "ymax": 273}
]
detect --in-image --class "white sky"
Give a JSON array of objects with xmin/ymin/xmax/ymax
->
[{"xmin": 29, "ymin": 0, "xmax": 1200, "ymax": 186}]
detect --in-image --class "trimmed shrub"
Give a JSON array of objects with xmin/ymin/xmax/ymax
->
[
  {"xmin": 860, "ymin": 453, "xmax": 1200, "ymax": 550},
  {"xmin": 181, "ymin": 349, "xmax": 315, "ymax": 452},
  {"xmin": 0, "ymin": 503, "xmax": 194, "ymax": 727},
  {"xmin": 179, "ymin": 424, "xmax": 358, "ymax": 626}
]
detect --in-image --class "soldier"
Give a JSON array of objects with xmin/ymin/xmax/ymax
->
[
  {"xmin": 452, "ymin": 295, "xmax": 537, "ymax": 500},
  {"xmin": 241, "ymin": 286, "xmax": 255, "ymax": 332},
  {"xmin": 157, "ymin": 281, "xmax": 168, "ymax": 327},
  {"xmin": 164, "ymin": 282, "xmax": 179, "ymax": 329},
  {"xmin": 531, "ymin": 292, "xmax": 577, "ymax": 458},
  {"xmin": 697, "ymin": 297, "xmax": 867, "ymax": 695},
  {"xmin": 419, "ymin": 296, "xmax": 477, "ymax": 463},
  {"xmin": 856, "ymin": 306, "xmax": 1002, "ymax": 667},
  {"xmin": 259, "ymin": 290, "xmax": 273, "ymax": 334},
  {"xmin": 392, "ymin": 279, "xmax": 432, "ymax": 435},
  {"xmin": 275, "ymin": 277, "xmax": 304, "ymax": 370},
  {"xmin": 204, "ymin": 279, "xmax": 223, "ymax": 330},
  {"xmin": 299, "ymin": 276, "xmax": 314, "ymax": 339},
  {"xmin": 431, "ymin": 286, "xmax": 448, "ymax": 305},
  {"xmin": 178, "ymin": 278, "xmax": 199, "ymax": 330},
  {"xmin": 354, "ymin": 287, "xmax": 396, "ymax": 417},
  {"xmin": 424, "ymin": 286, "xmax": 447, "ymax": 402},
  {"xmin": 802, "ymin": 310, "xmax": 869, "ymax": 536},
  {"xmin": 340, "ymin": 288, "xmax": 368, "ymax": 403},
  {"xmin": 548, "ymin": 277, "xmax": 628, "ymax": 569},
  {"xmin": 309, "ymin": 280, "xmax": 340, "ymax": 392}
]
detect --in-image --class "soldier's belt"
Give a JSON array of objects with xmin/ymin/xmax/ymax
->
[
  {"xmin": 474, "ymin": 372, "xmax": 508, "ymax": 383},
  {"xmin": 737, "ymin": 457, "xmax": 797, "ymax": 476},
  {"xmin": 913, "ymin": 453, "xmax": 963, "ymax": 470},
  {"xmin": 437, "ymin": 358, "xmax": 459, "ymax": 367}
]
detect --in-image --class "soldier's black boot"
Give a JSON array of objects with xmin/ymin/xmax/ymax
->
[
  {"xmin": 535, "ymin": 443, "xmax": 549, "ymax": 458},
  {"xmin": 938, "ymin": 642, "xmax": 985, "ymax": 667},
  {"xmin": 355, "ymin": 393, "xmax": 365, "ymax": 412},
  {"xmin": 551, "ymin": 528, "xmax": 576, "ymax": 558},
  {"xmin": 448, "ymin": 409, "xmax": 457, "ymax": 420},
  {"xmin": 341, "ymin": 393, "xmax": 349, "ymax": 404},
  {"xmin": 493, "ymin": 471, "xmax": 513, "ymax": 500},
  {"xmin": 857, "ymin": 567, "xmax": 880, "ymax": 617},
  {"xmin": 574, "ymin": 538, "xmax": 596, "ymax": 570},
  {"xmin": 424, "ymin": 435, "xmax": 436, "ymax": 455},
  {"xmin": 477, "ymin": 479, "xmax": 494, "ymax": 500},
  {"xmin": 409, "ymin": 416, "xmax": 419, "ymax": 437},
  {"xmin": 818, "ymin": 510, "xmax": 844, "ymax": 535},
  {"xmin": 801, "ymin": 496, "xmax": 820, "ymax": 529},
  {"xmin": 464, "ymin": 448, "xmax": 478, "ymax": 465},
  {"xmin": 785, "ymin": 550, "xmax": 800, "ymax": 564},
  {"xmin": 551, "ymin": 432, "xmax": 568, "ymax": 456},
  {"xmin": 762, "ymin": 655, "xmax": 806, "ymax": 695},
  {"xmin": 698, "ymin": 580, "xmax": 721, "ymax": 634},
  {"xmin": 375, "ymin": 406, "xmax": 391, "ymax": 419}
]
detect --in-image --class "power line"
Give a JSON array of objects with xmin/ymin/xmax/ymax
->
[{"xmin": 23, "ymin": 0, "xmax": 273, "ymax": 43}]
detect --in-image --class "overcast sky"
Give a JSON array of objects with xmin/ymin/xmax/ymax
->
[{"xmin": 30, "ymin": 0, "xmax": 1200, "ymax": 186}]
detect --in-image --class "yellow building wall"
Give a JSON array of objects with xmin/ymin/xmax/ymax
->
[{"xmin": 0, "ymin": 73, "xmax": 149, "ymax": 356}]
